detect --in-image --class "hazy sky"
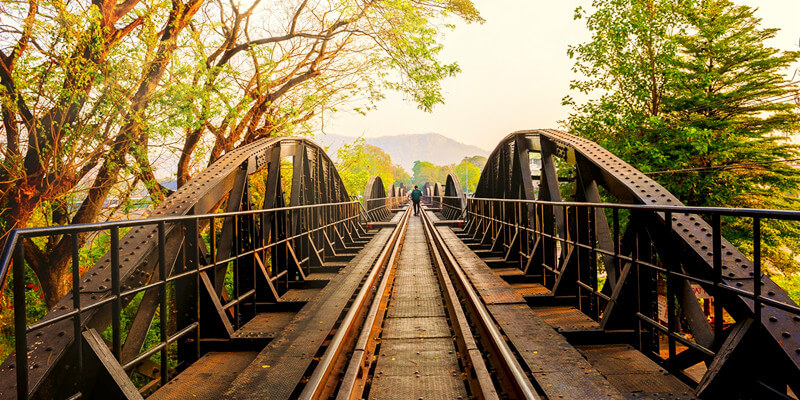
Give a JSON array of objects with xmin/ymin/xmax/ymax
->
[{"xmin": 324, "ymin": 1, "xmax": 800, "ymax": 151}]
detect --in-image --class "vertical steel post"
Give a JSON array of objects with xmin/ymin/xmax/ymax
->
[
  {"xmin": 158, "ymin": 221, "xmax": 168, "ymax": 385},
  {"xmin": 665, "ymin": 211, "xmax": 676, "ymax": 359},
  {"xmin": 111, "ymin": 226, "xmax": 121, "ymax": 360},
  {"xmin": 71, "ymin": 234, "xmax": 82, "ymax": 375},
  {"xmin": 712, "ymin": 214, "xmax": 723, "ymax": 349},
  {"xmin": 13, "ymin": 239, "xmax": 28, "ymax": 399},
  {"xmin": 753, "ymin": 217, "xmax": 762, "ymax": 325}
]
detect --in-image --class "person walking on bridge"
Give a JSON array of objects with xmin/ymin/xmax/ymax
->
[{"xmin": 410, "ymin": 185, "xmax": 422, "ymax": 216}]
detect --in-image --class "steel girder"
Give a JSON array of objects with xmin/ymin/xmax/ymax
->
[
  {"xmin": 467, "ymin": 129, "xmax": 800, "ymax": 398},
  {"xmin": 0, "ymin": 137, "xmax": 364, "ymax": 399},
  {"xmin": 441, "ymin": 174, "xmax": 465, "ymax": 220},
  {"xmin": 393, "ymin": 183, "xmax": 407, "ymax": 198},
  {"xmin": 363, "ymin": 176, "xmax": 391, "ymax": 221}
]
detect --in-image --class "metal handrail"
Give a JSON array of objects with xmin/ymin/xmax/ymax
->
[
  {"xmin": 461, "ymin": 196, "xmax": 800, "ymax": 381},
  {"xmin": 466, "ymin": 196, "xmax": 800, "ymax": 219},
  {"xmin": 1, "ymin": 200, "xmax": 361, "ymax": 398}
]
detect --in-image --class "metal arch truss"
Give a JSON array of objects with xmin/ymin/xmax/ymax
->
[
  {"xmin": 435, "ymin": 174, "xmax": 465, "ymax": 220},
  {"xmin": 0, "ymin": 137, "xmax": 371, "ymax": 399},
  {"xmin": 362, "ymin": 176, "xmax": 401, "ymax": 221},
  {"xmin": 464, "ymin": 129, "xmax": 800, "ymax": 398},
  {"xmin": 392, "ymin": 182, "xmax": 407, "ymax": 198}
]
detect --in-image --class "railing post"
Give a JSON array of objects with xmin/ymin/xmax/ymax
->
[
  {"xmin": 13, "ymin": 238, "xmax": 28, "ymax": 399},
  {"xmin": 665, "ymin": 211, "xmax": 676, "ymax": 359},
  {"xmin": 158, "ymin": 221, "xmax": 169, "ymax": 385},
  {"xmin": 71, "ymin": 234, "xmax": 82, "ymax": 376},
  {"xmin": 111, "ymin": 226, "xmax": 121, "ymax": 360},
  {"xmin": 588, "ymin": 205, "xmax": 597, "ymax": 318},
  {"xmin": 711, "ymin": 213, "xmax": 723, "ymax": 349},
  {"xmin": 753, "ymin": 217, "xmax": 762, "ymax": 327}
]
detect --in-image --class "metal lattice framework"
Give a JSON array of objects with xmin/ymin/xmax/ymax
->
[
  {"xmin": 363, "ymin": 176, "xmax": 393, "ymax": 221},
  {"xmin": 0, "ymin": 137, "xmax": 369, "ymax": 399},
  {"xmin": 392, "ymin": 183, "xmax": 407, "ymax": 198},
  {"xmin": 438, "ymin": 174, "xmax": 465, "ymax": 220},
  {"xmin": 464, "ymin": 129, "xmax": 800, "ymax": 398}
]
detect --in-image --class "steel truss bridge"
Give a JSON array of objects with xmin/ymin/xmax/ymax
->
[{"xmin": 1, "ymin": 130, "xmax": 800, "ymax": 399}]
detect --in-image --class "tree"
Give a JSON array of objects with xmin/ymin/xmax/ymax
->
[
  {"xmin": 176, "ymin": 0, "xmax": 484, "ymax": 186},
  {"xmin": 335, "ymin": 138, "xmax": 410, "ymax": 196},
  {"xmin": 660, "ymin": 0, "xmax": 800, "ymax": 208},
  {"xmin": 0, "ymin": 0, "xmax": 482, "ymax": 306},
  {"xmin": 454, "ymin": 160, "xmax": 480, "ymax": 193},
  {"xmin": 462, "ymin": 155, "xmax": 487, "ymax": 170},
  {"xmin": 564, "ymin": 0, "xmax": 691, "ymax": 153},
  {"xmin": 412, "ymin": 160, "xmax": 450, "ymax": 186},
  {"xmin": 565, "ymin": 0, "xmax": 800, "ymax": 272},
  {"xmin": 0, "ymin": 0, "xmax": 200, "ymax": 305}
]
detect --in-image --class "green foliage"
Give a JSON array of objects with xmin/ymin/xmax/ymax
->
[
  {"xmin": 461, "ymin": 155, "xmax": 487, "ymax": 169},
  {"xmin": 335, "ymin": 138, "xmax": 410, "ymax": 197},
  {"xmin": 412, "ymin": 161, "xmax": 448, "ymax": 187},
  {"xmin": 454, "ymin": 160, "xmax": 480, "ymax": 193},
  {"xmin": 566, "ymin": 0, "xmax": 800, "ymax": 273},
  {"xmin": 411, "ymin": 157, "xmax": 485, "ymax": 193},
  {"xmin": 379, "ymin": 0, "xmax": 483, "ymax": 111}
]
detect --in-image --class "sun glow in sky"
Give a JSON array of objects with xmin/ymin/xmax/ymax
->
[{"xmin": 325, "ymin": 1, "xmax": 800, "ymax": 151}]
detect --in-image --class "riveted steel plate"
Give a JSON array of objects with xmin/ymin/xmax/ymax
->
[
  {"xmin": 280, "ymin": 287, "xmax": 323, "ymax": 302},
  {"xmin": 510, "ymin": 282, "xmax": 552, "ymax": 297},
  {"xmin": 517, "ymin": 129, "xmax": 800, "ymax": 372},
  {"xmin": 368, "ymin": 338, "xmax": 466, "ymax": 400},
  {"xmin": 381, "ymin": 317, "xmax": 452, "ymax": 339},
  {"xmin": 231, "ymin": 312, "xmax": 298, "ymax": 340},
  {"xmin": 533, "ymin": 305, "xmax": 601, "ymax": 332},
  {"xmin": 576, "ymin": 344, "xmax": 696, "ymax": 397},
  {"xmin": 149, "ymin": 351, "xmax": 258, "ymax": 400}
]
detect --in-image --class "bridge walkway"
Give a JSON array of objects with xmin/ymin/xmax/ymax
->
[
  {"xmin": 146, "ymin": 204, "xmax": 696, "ymax": 400},
  {"xmin": 367, "ymin": 214, "xmax": 467, "ymax": 399}
]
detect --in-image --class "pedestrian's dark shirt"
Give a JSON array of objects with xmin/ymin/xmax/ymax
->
[{"xmin": 411, "ymin": 189, "xmax": 422, "ymax": 201}]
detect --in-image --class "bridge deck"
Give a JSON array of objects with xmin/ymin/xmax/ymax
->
[
  {"xmin": 367, "ymin": 216, "xmax": 467, "ymax": 399},
  {"xmin": 146, "ymin": 206, "xmax": 696, "ymax": 400}
]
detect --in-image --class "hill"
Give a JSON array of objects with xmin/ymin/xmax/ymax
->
[{"xmin": 315, "ymin": 133, "xmax": 489, "ymax": 172}]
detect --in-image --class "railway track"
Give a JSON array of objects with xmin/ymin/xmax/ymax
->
[{"xmin": 300, "ymin": 204, "xmax": 541, "ymax": 400}]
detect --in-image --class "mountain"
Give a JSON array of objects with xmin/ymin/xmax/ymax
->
[{"xmin": 314, "ymin": 133, "xmax": 489, "ymax": 172}]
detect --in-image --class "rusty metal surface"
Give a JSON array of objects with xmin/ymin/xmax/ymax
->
[
  {"xmin": 149, "ymin": 351, "xmax": 258, "ymax": 400},
  {"xmin": 533, "ymin": 305, "xmax": 602, "ymax": 332},
  {"xmin": 304, "ymin": 272, "xmax": 340, "ymax": 282},
  {"xmin": 487, "ymin": 303, "xmax": 623, "ymax": 399},
  {"xmin": 280, "ymin": 287, "xmax": 323, "ymax": 302},
  {"xmin": 368, "ymin": 339, "xmax": 467, "ymax": 400},
  {"xmin": 437, "ymin": 227, "xmax": 527, "ymax": 305},
  {"xmin": 510, "ymin": 282, "xmax": 552, "ymax": 297},
  {"xmin": 0, "ymin": 137, "xmax": 358, "ymax": 398},
  {"xmin": 380, "ymin": 317, "xmax": 452, "ymax": 340},
  {"xmin": 498, "ymin": 130, "xmax": 800, "ymax": 374},
  {"xmin": 435, "ymin": 225, "xmax": 622, "ymax": 399},
  {"xmin": 368, "ymin": 217, "xmax": 466, "ymax": 400},
  {"xmin": 576, "ymin": 344, "xmax": 696, "ymax": 398},
  {"xmin": 224, "ymin": 228, "xmax": 393, "ymax": 399},
  {"xmin": 230, "ymin": 312, "xmax": 297, "ymax": 340}
]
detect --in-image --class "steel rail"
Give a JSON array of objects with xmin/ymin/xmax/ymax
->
[
  {"xmin": 420, "ymin": 208, "xmax": 499, "ymax": 400},
  {"xmin": 335, "ymin": 204, "xmax": 410, "ymax": 400},
  {"xmin": 420, "ymin": 209, "xmax": 541, "ymax": 400},
  {"xmin": 299, "ymin": 204, "xmax": 412, "ymax": 400}
]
